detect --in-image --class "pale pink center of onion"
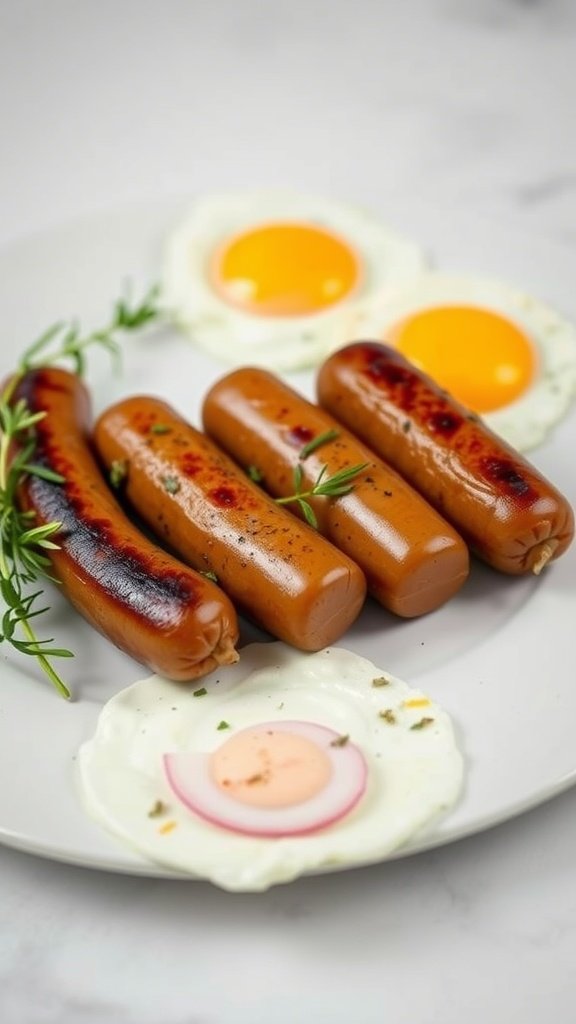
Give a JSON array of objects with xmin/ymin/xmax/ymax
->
[{"xmin": 209, "ymin": 729, "xmax": 333, "ymax": 808}]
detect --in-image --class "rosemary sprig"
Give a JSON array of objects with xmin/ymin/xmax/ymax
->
[
  {"xmin": 13, "ymin": 284, "xmax": 159, "ymax": 385},
  {"xmin": 298, "ymin": 428, "xmax": 340, "ymax": 460},
  {"xmin": 275, "ymin": 461, "xmax": 369, "ymax": 528},
  {"xmin": 0, "ymin": 283, "xmax": 161, "ymax": 698}
]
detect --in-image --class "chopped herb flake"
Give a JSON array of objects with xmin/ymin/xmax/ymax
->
[
  {"xmin": 109, "ymin": 459, "xmax": 128, "ymax": 488},
  {"xmin": 372, "ymin": 675, "xmax": 390, "ymax": 688},
  {"xmin": 147, "ymin": 799, "xmax": 166, "ymax": 818},
  {"xmin": 330, "ymin": 733, "xmax": 349, "ymax": 747},
  {"xmin": 379, "ymin": 709, "xmax": 396, "ymax": 725},
  {"xmin": 247, "ymin": 773, "xmax": 265, "ymax": 785},
  {"xmin": 162, "ymin": 475, "xmax": 181, "ymax": 495},
  {"xmin": 201, "ymin": 570, "xmax": 218, "ymax": 583},
  {"xmin": 217, "ymin": 720, "xmax": 230, "ymax": 731},
  {"xmin": 402, "ymin": 420, "xmax": 411, "ymax": 433},
  {"xmin": 247, "ymin": 464, "xmax": 263, "ymax": 482},
  {"xmin": 410, "ymin": 716, "xmax": 435, "ymax": 731},
  {"xmin": 150, "ymin": 423, "xmax": 172, "ymax": 435},
  {"xmin": 193, "ymin": 687, "xmax": 207, "ymax": 698}
]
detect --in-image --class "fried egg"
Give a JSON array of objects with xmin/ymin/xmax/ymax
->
[
  {"xmin": 162, "ymin": 193, "xmax": 428, "ymax": 370},
  {"xmin": 354, "ymin": 273, "xmax": 576, "ymax": 451},
  {"xmin": 78, "ymin": 643, "xmax": 463, "ymax": 892}
]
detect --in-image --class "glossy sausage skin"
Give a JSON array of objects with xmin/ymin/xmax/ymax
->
[
  {"xmin": 12, "ymin": 368, "xmax": 239, "ymax": 679},
  {"xmin": 317, "ymin": 342, "xmax": 575, "ymax": 574},
  {"xmin": 202, "ymin": 367, "xmax": 470, "ymax": 618},
  {"xmin": 93, "ymin": 396, "xmax": 367, "ymax": 650}
]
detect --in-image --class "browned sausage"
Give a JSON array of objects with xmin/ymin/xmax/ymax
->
[
  {"xmin": 202, "ymin": 367, "xmax": 470, "ymax": 618},
  {"xmin": 11, "ymin": 368, "xmax": 239, "ymax": 680},
  {"xmin": 317, "ymin": 342, "xmax": 574, "ymax": 574},
  {"xmin": 93, "ymin": 396, "xmax": 367, "ymax": 650}
]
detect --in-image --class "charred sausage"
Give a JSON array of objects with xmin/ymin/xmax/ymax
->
[
  {"xmin": 202, "ymin": 367, "xmax": 470, "ymax": 618},
  {"xmin": 12, "ymin": 368, "xmax": 239, "ymax": 680},
  {"xmin": 317, "ymin": 342, "xmax": 574, "ymax": 574},
  {"xmin": 93, "ymin": 396, "xmax": 367, "ymax": 650}
]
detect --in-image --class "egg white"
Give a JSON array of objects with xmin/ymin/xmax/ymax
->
[
  {"xmin": 353, "ymin": 272, "xmax": 576, "ymax": 452},
  {"xmin": 161, "ymin": 192, "xmax": 428, "ymax": 371},
  {"xmin": 78, "ymin": 643, "xmax": 464, "ymax": 892}
]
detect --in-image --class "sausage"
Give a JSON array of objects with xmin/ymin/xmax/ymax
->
[
  {"xmin": 202, "ymin": 367, "xmax": 470, "ymax": 618},
  {"xmin": 11, "ymin": 368, "xmax": 239, "ymax": 680},
  {"xmin": 317, "ymin": 342, "xmax": 575, "ymax": 575},
  {"xmin": 93, "ymin": 396, "xmax": 367, "ymax": 650}
]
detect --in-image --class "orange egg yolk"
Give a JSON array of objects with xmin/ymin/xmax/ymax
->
[
  {"xmin": 209, "ymin": 222, "xmax": 359, "ymax": 317},
  {"xmin": 209, "ymin": 728, "xmax": 332, "ymax": 809},
  {"xmin": 387, "ymin": 305, "xmax": 537, "ymax": 413}
]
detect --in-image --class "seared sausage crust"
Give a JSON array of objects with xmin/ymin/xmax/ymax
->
[
  {"xmin": 13, "ymin": 368, "xmax": 239, "ymax": 679},
  {"xmin": 317, "ymin": 342, "xmax": 574, "ymax": 574},
  {"xmin": 94, "ymin": 395, "xmax": 367, "ymax": 650}
]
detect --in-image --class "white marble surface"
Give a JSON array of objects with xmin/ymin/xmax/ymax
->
[{"xmin": 1, "ymin": 1, "xmax": 576, "ymax": 1021}]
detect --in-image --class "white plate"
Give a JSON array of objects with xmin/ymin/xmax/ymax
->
[{"xmin": 0, "ymin": 198, "xmax": 575, "ymax": 880}]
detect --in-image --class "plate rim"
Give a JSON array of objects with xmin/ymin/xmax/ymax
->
[{"xmin": 1, "ymin": 194, "xmax": 575, "ymax": 886}]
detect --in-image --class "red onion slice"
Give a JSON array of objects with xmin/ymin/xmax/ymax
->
[{"xmin": 163, "ymin": 720, "xmax": 368, "ymax": 837}]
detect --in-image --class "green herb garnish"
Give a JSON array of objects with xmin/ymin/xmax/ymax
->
[
  {"xmin": 298, "ymin": 428, "xmax": 339, "ymax": 460},
  {"xmin": 217, "ymin": 720, "xmax": 230, "ymax": 731},
  {"xmin": 162, "ymin": 476, "xmax": 181, "ymax": 495},
  {"xmin": 379, "ymin": 709, "xmax": 396, "ymax": 725},
  {"xmin": 109, "ymin": 459, "xmax": 129, "ymax": 489},
  {"xmin": 150, "ymin": 423, "xmax": 171, "ymax": 435},
  {"xmin": 410, "ymin": 716, "xmax": 435, "ymax": 731},
  {"xmin": 200, "ymin": 569, "xmax": 218, "ymax": 583},
  {"xmin": 372, "ymin": 676, "xmax": 390, "ymax": 688},
  {"xmin": 247, "ymin": 464, "xmax": 263, "ymax": 483},
  {"xmin": 147, "ymin": 799, "xmax": 167, "ymax": 818},
  {"xmin": 0, "ymin": 284, "xmax": 161, "ymax": 698},
  {"xmin": 193, "ymin": 687, "xmax": 207, "ymax": 698},
  {"xmin": 13, "ymin": 284, "xmax": 159, "ymax": 384},
  {"xmin": 330, "ymin": 733, "xmax": 349, "ymax": 748},
  {"xmin": 275, "ymin": 461, "xmax": 369, "ymax": 529}
]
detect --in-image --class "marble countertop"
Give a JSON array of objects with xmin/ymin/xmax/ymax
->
[{"xmin": 1, "ymin": 2, "xmax": 575, "ymax": 1021}]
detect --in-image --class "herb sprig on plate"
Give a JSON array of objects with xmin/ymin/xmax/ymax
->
[{"xmin": 0, "ymin": 285, "xmax": 161, "ymax": 698}]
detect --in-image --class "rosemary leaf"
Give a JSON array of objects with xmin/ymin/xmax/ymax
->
[
  {"xmin": 298, "ymin": 428, "xmax": 339, "ymax": 460},
  {"xmin": 313, "ymin": 462, "xmax": 369, "ymax": 496},
  {"xmin": 298, "ymin": 499, "xmax": 318, "ymax": 529},
  {"xmin": 20, "ymin": 464, "xmax": 66, "ymax": 484},
  {"xmin": 293, "ymin": 462, "xmax": 303, "ymax": 492}
]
